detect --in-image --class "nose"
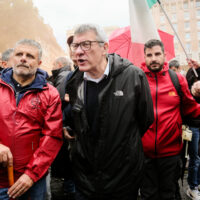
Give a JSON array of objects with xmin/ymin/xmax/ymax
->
[
  {"xmin": 151, "ymin": 55, "xmax": 157, "ymax": 61},
  {"xmin": 75, "ymin": 45, "xmax": 84, "ymax": 55},
  {"xmin": 20, "ymin": 54, "xmax": 27, "ymax": 63}
]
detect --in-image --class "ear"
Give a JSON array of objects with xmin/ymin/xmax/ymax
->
[
  {"xmin": 102, "ymin": 42, "xmax": 109, "ymax": 55},
  {"xmin": 38, "ymin": 60, "xmax": 42, "ymax": 66},
  {"xmin": 2, "ymin": 61, "xmax": 7, "ymax": 68}
]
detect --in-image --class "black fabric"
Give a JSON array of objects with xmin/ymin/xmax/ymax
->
[
  {"xmin": 50, "ymin": 67, "xmax": 73, "ymax": 179},
  {"xmin": 168, "ymin": 69, "xmax": 200, "ymax": 127},
  {"xmin": 64, "ymin": 53, "xmax": 154, "ymax": 198},
  {"xmin": 49, "ymin": 66, "xmax": 71, "ymax": 101},
  {"xmin": 141, "ymin": 155, "xmax": 180, "ymax": 200},
  {"xmin": 186, "ymin": 67, "xmax": 200, "ymax": 103},
  {"xmin": 85, "ymin": 77, "xmax": 109, "ymax": 135},
  {"xmin": 11, "ymin": 76, "xmax": 31, "ymax": 92}
]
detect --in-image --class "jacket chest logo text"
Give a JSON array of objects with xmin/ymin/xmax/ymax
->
[
  {"xmin": 168, "ymin": 91, "xmax": 176, "ymax": 96},
  {"xmin": 114, "ymin": 90, "xmax": 124, "ymax": 96}
]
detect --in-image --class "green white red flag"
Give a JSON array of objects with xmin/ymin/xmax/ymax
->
[
  {"xmin": 129, "ymin": 0, "xmax": 160, "ymax": 43},
  {"xmin": 146, "ymin": 0, "xmax": 157, "ymax": 8}
]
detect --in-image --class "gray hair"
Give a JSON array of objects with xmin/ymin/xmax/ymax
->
[
  {"xmin": 55, "ymin": 57, "xmax": 72, "ymax": 71},
  {"xmin": 2, "ymin": 48, "xmax": 14, "ymax": 61},
  {"xmin": 14, "ymin": 39, "xmax": 42, "ymax": 61},
  {"xmin": 144, "ymin": 39, "xmax": 165, "ymax": 54},
  {"xmin": 74, "ymin": 23, "xmax": 108, "ymax": 45},
  {"xmin": 169, "ymin": 59, "xmax": 180, "ymax": 69}
]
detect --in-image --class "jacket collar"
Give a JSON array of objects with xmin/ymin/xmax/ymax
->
[
  {"xmin": 1, "ymin": 67, "xmax": 48, "ymax": 90},
  {"xmin": 141, "ymin": 62, "xmax": 169, "ymax": 76}
]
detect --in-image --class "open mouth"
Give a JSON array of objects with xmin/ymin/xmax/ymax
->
[{"xmin": 77, "ymin": 59, "xmax": 86, "ymax": 65}]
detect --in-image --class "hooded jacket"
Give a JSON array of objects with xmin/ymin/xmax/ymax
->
[
  {"xmin": 64, "ymin": 54, "xmax": 154, "ymax": 199},
  {"xmin": 0, "ymin": 68, "xmax": 63, "ymax": 188},
  {"xmin": 141, "ymin": 62, "xmax": 200, "ymax": 158},
  {"xmin": 50, "ymin": 66, "xmax": 71, "ymax": 101}
]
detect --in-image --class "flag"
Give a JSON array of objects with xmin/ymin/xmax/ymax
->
[
  {"xmin": 129, "ymin": 0, "xmax": 160, "ymax": 43},
  {"xmin": 123, "ymin": 0, "xmax": 175, "ymax": 66},
  {"xmin": 108, "ymin": 27, "xmax": 175, "ymax": 67},
  {"xmin": 146, "ymin": 0, "xmax": 157, "ymax": 8}
]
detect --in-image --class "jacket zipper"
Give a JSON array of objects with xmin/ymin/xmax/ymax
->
[{"xmin": 155, "ymin": 74, "xmax": 158, "ymax": 156}]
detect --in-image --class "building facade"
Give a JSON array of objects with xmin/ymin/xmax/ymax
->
[{"xmin": 152, "ymin": 0, "xmax": 200, "ymax": 66}]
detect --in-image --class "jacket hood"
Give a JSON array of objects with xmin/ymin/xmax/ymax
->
[
  {"xmin": 141, "ymin": 62, "xmax": 169, "ymax": 75},
  {"xmin": 52, "ymin": 66, "xmax": 71, "ymax": 77},
  {"xmin": 67, "ymin": 53, "xmax": 132, "ymax": 83},
  {"xmin": 108, "ymin": 53, "xmax": 132, "ymax": 77},
  {"xmin": 1, "ymin": 67, "xmax": 48, "ymax": 89}
]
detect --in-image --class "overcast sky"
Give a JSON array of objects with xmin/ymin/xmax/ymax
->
[{"xmin": 32, "ymin": 0, "xmax": 130, "ymax": 51}]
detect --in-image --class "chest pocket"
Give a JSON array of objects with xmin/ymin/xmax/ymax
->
[{"xmin": 21, "ymin": 93, "xmax": 45, "ymax": 122}]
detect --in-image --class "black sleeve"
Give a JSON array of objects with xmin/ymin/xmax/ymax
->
[
  {"xmin": 186, "ymin": 67, "xmax": 200, "ymax": 103},
  {"xmin": 136, "ymin": 70, "xmax": 154, "ymax": 136}
]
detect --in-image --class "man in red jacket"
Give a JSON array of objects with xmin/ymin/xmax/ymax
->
[
  {"xmin": 140, "ymin": 39, "xmax": 200, "ymax": 200},
  {"xmin": 0, "ymin": 39, "xmax": 63, "ymax": 200}
]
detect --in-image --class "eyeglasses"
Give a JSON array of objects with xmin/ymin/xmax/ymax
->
[{"xmin": 70, "ymin": 40, "xmax": 104, "ymax": 52}]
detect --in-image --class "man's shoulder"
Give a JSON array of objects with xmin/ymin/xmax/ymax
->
[{"xmin": 44, "ymin": 83, "xmax": 60, "ymax": 98}]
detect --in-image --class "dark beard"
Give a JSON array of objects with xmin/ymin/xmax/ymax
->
[{"xmin": 147, "ymin": 62, "xmax": 163, "ymax": 72}]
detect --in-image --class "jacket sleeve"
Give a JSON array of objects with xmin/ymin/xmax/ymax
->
[
  {"xmin": 24, "ymin": 87, "xmax": 63, "ymax": 183},
  {"xmin": 178, "ymin": 73, "xmax": 200, "ymax": 118},
  {"xmin": 186, "ymin": 67, "xmax": 200, "ymax": 103},
  {"xmin": 136, "ymin": 69, "xmax": 154, "ymax": 136}
]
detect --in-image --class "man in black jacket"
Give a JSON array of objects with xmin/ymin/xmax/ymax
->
[
  {"xmin": 186, "ymin": 59, "xmax": 200, "ymax": 200},
  {"xmin": 63, "ymin": 23, "xmax": 154, "ymax": 200},
  {"xmin": 49, "ymin": 56, "xmax": 72, "ymax": 102}
]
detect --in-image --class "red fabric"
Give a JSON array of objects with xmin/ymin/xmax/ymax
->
[
  {"xmin": 141, "ymin": 63, "xmax": 200, "ymax": 158},
  {"xmin": 0, "ymin": 81, "xmax": 63, "ymax": 188},
  {"xmin": 108, "ymin": 26, "xmax": 175, "ymax": 67}
]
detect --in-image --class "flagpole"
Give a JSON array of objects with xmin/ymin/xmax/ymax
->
[{"xmin": 157, "ymin": 0, "xmax": 198, "ymax": 77}]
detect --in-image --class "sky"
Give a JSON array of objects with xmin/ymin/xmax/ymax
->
[{"xmin": 32, "ymin": 0, "xmax": 130, "ymax": 51}]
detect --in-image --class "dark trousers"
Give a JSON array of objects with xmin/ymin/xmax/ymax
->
[
  {"xmin": 141, "ymin": 155, "xmax": 180, "ymax": 200},
  {"xmin": 75, "ymin": 189, "xmax": 138, "ymax": 200}
]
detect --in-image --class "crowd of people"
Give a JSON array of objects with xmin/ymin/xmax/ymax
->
[{"xmin": 1, "ymin": 23, "xmax": 200, "ymax": 200}]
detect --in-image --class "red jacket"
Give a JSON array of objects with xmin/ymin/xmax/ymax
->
[
  {"xmin": 141, "ymin": 63, "xmax": 200, "ymax": 158},
  {"xmin": 0, "ymin": 68, "xmax": 63, "ymax": 188}
]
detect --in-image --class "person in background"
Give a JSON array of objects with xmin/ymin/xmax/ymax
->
[
  {"xmin": 186, "ymin": 58, "xmax": 200, "ymax": 200},
  {"xmin": 49, "ymin": 56, "xmax": 75, "ymax": 200},
  {"xmin": 0, "ymin": 53, "xmax": 3, "ymax": 72},
  {"xmin": 0, "ymin": 39, "xmax": 63, "ymax": 200},
  {"xmin": 49, "ymin": 56, "xmax": 72, "ymax": 103},
  {"xmin": 63, "ymin": 23, "xmax": 154, "ymax": 200},
  {"xmin": 67, "ymin": 35, "xmax": 78, "ymax": 68},
  {"xmin": 140, "ymin": 39, "xmax": 200, "ymax": 200},
  {"xmin": 1, "ymin": 48, "xmax": 14, "ymax": 68},
  {"xmin": 169, "ymin": 59, "xmax": 180, "ymax": 73}
]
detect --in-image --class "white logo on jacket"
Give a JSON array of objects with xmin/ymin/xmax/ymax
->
[{"xmin": 113, "ymin": 90, "xmax": 124, "ymax": 96}]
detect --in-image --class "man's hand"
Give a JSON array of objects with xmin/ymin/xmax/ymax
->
[
  {"xmin": 63, "ymin": 127, "xmax": 75, "ymax": 140},
  {"xmin": 187, "ymin": 58, "xmax": 200, "ymax": 69},
  {"xmin": 191, "ymin": 81, "xmax": 200, "ymax": 97},
  {"xmin": 64, "ymin": 93, "xmax": 70, "ymax": 102},
  {"xmin": 0, "ymin": 144, "xmax": 13, "ymax": 167},
  {"xmin": 8, "ymin": 173, "xmax": 34, "ymax": 199}
]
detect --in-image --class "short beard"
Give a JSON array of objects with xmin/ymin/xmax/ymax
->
[
  {"xmin": 13, "ymin": 64, "xmax": 36, "ymax": 78},
  {"xmin": 147, "ymin": 62, "xmax": 163, "ymax": 72}
]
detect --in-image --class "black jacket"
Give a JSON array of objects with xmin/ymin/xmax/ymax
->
[
  {"xmin": 64, "ymin": 54, "xmax": 154, "ymax": 199},
  {"xmin": 50, "ymin": 66, "xmax": 71, "ymax": 101},
  {"xmin": 186, "ymin": 67, "xmax": 200, "ymax": 103}
]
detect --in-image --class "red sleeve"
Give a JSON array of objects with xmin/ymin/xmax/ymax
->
[{"xmin": 24, "ymin": 86, "xmax": 63, "ymax": 182}]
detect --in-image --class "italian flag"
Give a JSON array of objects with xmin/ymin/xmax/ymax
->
[
  {"xmin": 147, "ymin": 0, "xmax": 158, "ymax": 8},
  {"xmin": 108, "ymin": 0, "xmax": 175, "ymax": 66},
  {"xmin": 128, "ymin": 0, "xmax": 175, "ymax": 66},
  {"xmin": 129, "ymin": 0, "xmax": 160, "ymax": 43}
]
